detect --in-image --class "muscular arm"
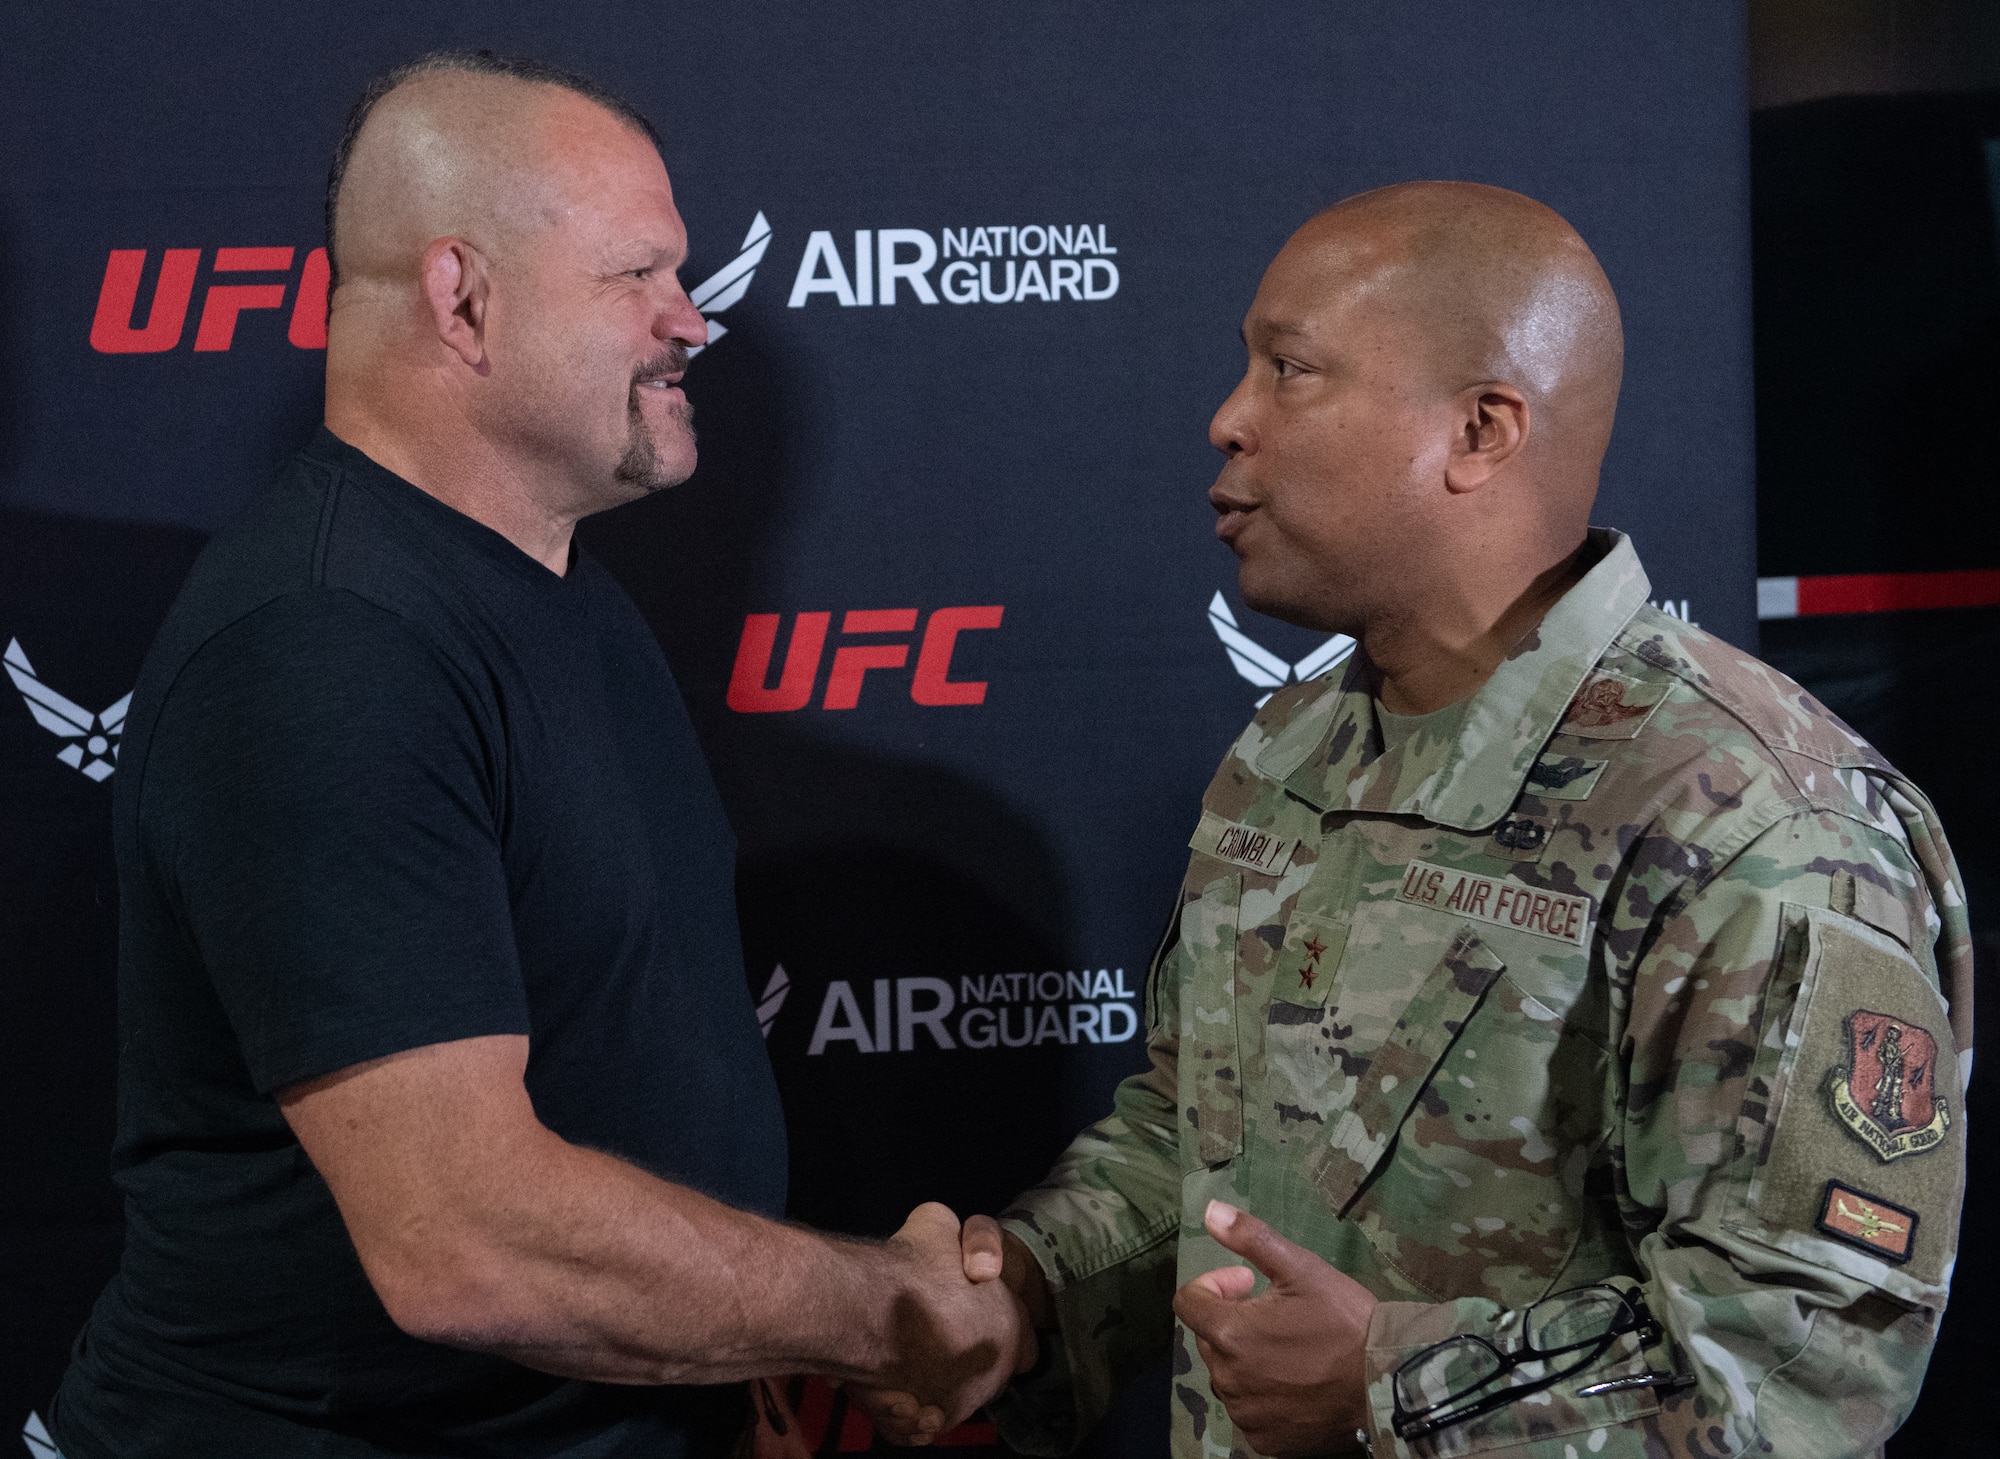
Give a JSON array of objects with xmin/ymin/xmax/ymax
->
[
  {"xmin": 142, "ymin": 599, "xmax": 1026, "ymax": 1411},
  {"xmin": 280, "ymin": 1033, "xmax": 1023, "ymax": 1402}
]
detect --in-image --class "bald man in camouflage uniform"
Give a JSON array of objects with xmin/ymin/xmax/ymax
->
[
  {"xmin": 859, "ymin": 182, "xmax": 1970, "ymax": 1459},
  {"xmin": 997, "ymin": 527, "xmax": 1969, "ymax": 1458}
]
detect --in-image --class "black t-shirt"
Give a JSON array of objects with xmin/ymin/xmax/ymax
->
[{"xmin": 54, "ymin": 428, "xmax": 787, "ymax": 1458}]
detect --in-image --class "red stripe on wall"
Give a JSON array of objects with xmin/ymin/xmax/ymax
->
[{"xmin": 1794, "ymin": 569, "xmax": 2000, "ymax": 616}]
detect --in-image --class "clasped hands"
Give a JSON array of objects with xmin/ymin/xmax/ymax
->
[
  {"xmin": 861, "ymin": 1201, "xmax": 1378, "ymax": 1455},
  {"xmin": 861, "ymin": 1203, "xmax": 1041, "ymax": 1437}
]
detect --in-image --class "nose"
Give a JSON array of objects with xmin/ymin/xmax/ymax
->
[
  {"xmin": 655, "ymin": 277, "xmax": 708, "ymax": 351},
  {"xmin": 1209, "ymin": 373, "xmax": 1256, "ymax": 458}
]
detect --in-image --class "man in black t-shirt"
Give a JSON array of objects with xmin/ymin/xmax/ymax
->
[{"xmin": 53, "ymin": 52, "xmax": 1028, "ymax": 1459}]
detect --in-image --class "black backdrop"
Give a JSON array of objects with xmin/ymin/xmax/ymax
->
[{"xmin": 1, "ymin": 4, "xmax": 1755, "ymax": 1454}]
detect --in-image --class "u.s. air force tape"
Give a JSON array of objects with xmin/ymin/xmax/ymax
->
[{"xmin": 1397, "ymin": 859, "xmax": 1593, "ymax": 946}]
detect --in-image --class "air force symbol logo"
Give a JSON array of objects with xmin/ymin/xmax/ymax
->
[
  {"xmin": 687, "ymin": 212, "xmax": 772, "ymax": 358},
  {"xmin": 1207, "ymin": 592, "xmax": 1354, "ymax": 706},
  {"xmin": 22, "ymin": 1411, "xmax": 63, "ymax": 1459},
  {"xmin": 6, "ymin": 639, "xmax": 131, "ymax": 781},
  {"xmin": 756, "ymin": 965, "xmax": 790, "ymax": 1039}
]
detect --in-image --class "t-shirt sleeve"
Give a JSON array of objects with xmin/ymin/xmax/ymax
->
[{"xmin": 139, "ymin": 588, "xmax": 529, "ymax": 1093}]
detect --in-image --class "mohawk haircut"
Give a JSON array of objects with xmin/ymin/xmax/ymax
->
[{"xmin": 323, "ymin": 49, "xmax": 661, "ymax": 291}]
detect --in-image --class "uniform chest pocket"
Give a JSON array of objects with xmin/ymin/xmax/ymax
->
[
  {"xmin": 1269, "ymin": 911, "xmax": 1349, "ymax": 1010},
  {"xmin": 1311, "ymin": 927, "xmax": 1505, "ymax": 1212}
]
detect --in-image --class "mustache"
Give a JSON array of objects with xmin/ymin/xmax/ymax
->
[{"xmin": 632, "ymin": 342, "xmax": 691, "ymax": 386}]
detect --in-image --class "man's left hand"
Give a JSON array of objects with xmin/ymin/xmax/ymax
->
[{"xmin": 1172, "ymin": 1200, "xmax": 1378, "ymax": 1458}]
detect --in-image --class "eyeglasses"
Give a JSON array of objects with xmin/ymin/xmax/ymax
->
[{"xmin": 1390, "ymin": 1283, "xmax": 1686, "ymax": 1442}]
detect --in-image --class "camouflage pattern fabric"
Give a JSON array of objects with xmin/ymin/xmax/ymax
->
[{"xmin": 994, "ymin": 530, "xmax": 1972, "ymax": 1459}]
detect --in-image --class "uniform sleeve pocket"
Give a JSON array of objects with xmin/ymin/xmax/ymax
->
[
  {"xmin": 1313, "ymin": 928, "xmax": 1506, "ymax": 1214},
  {"xmin": 1733, "ymin": 903, "xmax": 1962, "ymax": 1301}
]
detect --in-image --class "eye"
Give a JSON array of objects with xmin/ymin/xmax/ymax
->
[
  {"xmin": 629, "ymin": 267, "xmax": 654, "ymax": 280},
  {"xmin": 1272, "ymin": 356, "xmax": 1298, "ymax": 378}
]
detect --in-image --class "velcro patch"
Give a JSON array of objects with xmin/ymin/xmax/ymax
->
[
  {"xmin": 1740, "ymin": 906, "xmax": 1963, "ymax": 1291},
  {"xmin": 1269, "ymin": 912, "xmax": 1349, "ymax": 1009},
  {"xmin": 1524, "ymin": 753, "xmax": 1606, "ymax": 801},
  {"xmin": 1816, "ymin": 1181, "xmax": 1918, "ymax": 1264},
  {"xmin": 1395, "ymin": 859, "xmax": 1592, "ymax": 946},
  {"xmin": 1828, "ymin": 1009, "xmax": 1952, "ymax": 1161},
  {"xmin": 1558, "ymin": 672, "xmax": 1669, "ymax": 740},
  {"xmin": 1192, "ymin": 811, "xmax": 1299, "ymax": 876}
]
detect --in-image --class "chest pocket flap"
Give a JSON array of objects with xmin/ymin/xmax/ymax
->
[{"xmin": 1313, "ymin": 927, "xmax": 1506, "ymax": 1214}]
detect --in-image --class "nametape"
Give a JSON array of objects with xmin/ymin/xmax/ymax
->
[
  {"xmin": 1396, "ymin": 859, "xmax": 1593, "ymax": 947},
  {"xmin": 1195, "ymin": 812, "xmax": 1300, "ymax": 876}
]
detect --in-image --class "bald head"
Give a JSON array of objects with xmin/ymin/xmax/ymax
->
[
  {"xmin": 327, "ymin": 56, "xmax": 660, "ymax": 297},
  {"xmin": 1290, "ymin": 181, "xmax": 1624, "ymax": 478},
  {"xmin": 1209, "ymin": 182, "xmax": 1627, "ymax": 672}
]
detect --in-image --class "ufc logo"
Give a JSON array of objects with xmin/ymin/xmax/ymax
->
[
  {"xmin": 727, "ymin": 606, "xmax": 1003, "ymax": 713},
  {"xmin": 89, "ymin": 246, "xmax": 329, "ymax": 353}
]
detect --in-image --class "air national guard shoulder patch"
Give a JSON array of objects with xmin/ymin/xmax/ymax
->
[{"xmin": 1828, "ymin": 1009, "xmax": 1951, "ymax": 1162}]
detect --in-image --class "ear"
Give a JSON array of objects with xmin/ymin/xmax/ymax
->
[
  {"xmin": 419, "ymin": 237, "xmax": 491, "ymax": 374},
  {"xmin": 1443, "ymin": 382, "xmax": 1530, "ymax": 494}
]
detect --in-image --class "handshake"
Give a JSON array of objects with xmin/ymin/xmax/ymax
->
[
  {"xmin": 841, "ymin": 1203, "xmax": 1053, "ymax": 1446},
  {"xmin": 826, "ymin": 1199, "xmax": 1379, "ymax": 1454}
]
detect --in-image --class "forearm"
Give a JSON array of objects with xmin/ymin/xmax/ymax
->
[
  {"xmin": 382, "ymin": 1130, "xmax": 895, "ymax": 1386},
  {"xmin": 283, "ymin": 1036, "xmax": 909, "ymax": 1388}
]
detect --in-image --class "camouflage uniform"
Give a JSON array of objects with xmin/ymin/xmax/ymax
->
[{"xmin": 995, "ymin": 531, "xmax": 1971, "ymax": 1459}]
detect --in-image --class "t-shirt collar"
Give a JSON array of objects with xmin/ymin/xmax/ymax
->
[{"xmin": 305, "ymin": 426, "xmax": 588, "ymax": 600}]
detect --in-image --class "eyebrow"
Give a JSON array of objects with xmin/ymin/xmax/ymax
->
[
  {"xmin": 1242, "ymin": 319, "xmax": 1313, "ymax": 346},
  {"xmin": 604, "ymin": 240, "xmax": 683, "ymax": 272}
]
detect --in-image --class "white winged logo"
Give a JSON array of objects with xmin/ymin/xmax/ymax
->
[
  {"xmin": 22, "ymin": 1409, "xmax": 65, "ymax": 1459},
  {"xmin": 1207, "ymin": 593, "xmax": 1355, "ymax": 707},
  {"xmin": 687, "ymin": 212, "xmax": 772, "ymax": 358},
  {"xmin": 756, "ymin": 964, "xmax": 790, "ymax": 1038},
  {"xmin": 5, "ymin": 638, "xmax": 131, "ymax": 782}
]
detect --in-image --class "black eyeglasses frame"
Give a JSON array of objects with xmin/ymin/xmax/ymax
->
[{"xmin": 1389, "ymin": 1283, "xmax": 1663, "ymax": 1442}]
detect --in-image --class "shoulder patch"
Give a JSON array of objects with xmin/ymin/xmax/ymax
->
[
  {"xmin": 1829, "ymin": 1010, "xmax": 1951, "ymax": 1161},
  {"xmin": 1739, "ymin": 905, "xmax": 1963, "ymax": 1294},
  {"xmin": 1816, "ymin": 1181, "xmax": 1918, "ymax": 1264}
]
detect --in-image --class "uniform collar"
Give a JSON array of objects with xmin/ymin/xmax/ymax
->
[{"xmin": 1257, "ymin": 528, "xmax": 1651, "ymax": 831}]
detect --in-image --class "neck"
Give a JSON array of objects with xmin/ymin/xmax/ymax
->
[
  {"xmin": 325, "ymin": 361, "xmax": 579, "ymax": 576},
  {"xmin": 1365, "ymin": 536, "xmax": 1590, "ymax": 714}
]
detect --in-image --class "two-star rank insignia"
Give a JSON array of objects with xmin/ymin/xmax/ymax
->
[
  {"xmin": 1828, "ymin": 1009, "xmax": 1951, "ymax": 1161},
  {"xmin": 1815, "ymin": 1180, "xmax": 1918, "ymax": 1263},
  {"xmin": 1298, "ymin": 936, "xmax": 1327, "ymax": 990}
]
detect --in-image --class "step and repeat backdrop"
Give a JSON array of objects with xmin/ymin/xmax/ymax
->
[{"xmin": 0, "ymin": 4, "xmax": 1753, "ymax": 1454}]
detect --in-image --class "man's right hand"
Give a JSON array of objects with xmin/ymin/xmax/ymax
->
[{"xmin": 859, "ymin": 1212, "xmax": 1049, "ymax": 1445}]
